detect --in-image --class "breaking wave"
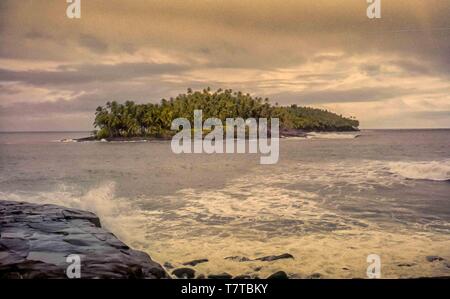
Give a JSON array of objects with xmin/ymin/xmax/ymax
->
[
  {"xmin": 388, "ymin": 161, "xmax": 450, "ymax": 181},
  {"xmin": 306, "ymin": 132, "xmax": 360, "ymax": 139},
  {"xmin": 57, "ymin": 138, "xmax": 77, "ymax": 143}
]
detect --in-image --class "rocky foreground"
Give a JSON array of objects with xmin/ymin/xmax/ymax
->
[{"xmin": 0, "ymin": 200, "xmax": 169, "ymax": 279}]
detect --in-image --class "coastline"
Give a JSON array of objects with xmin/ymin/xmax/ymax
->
[{"xmin": 72, "ymin": 128, "xmax": 360, "ymax": 143}]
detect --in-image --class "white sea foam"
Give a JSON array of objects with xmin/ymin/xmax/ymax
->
[
  {"xmin": 306, "ymin": 132, "xmax": 360, "ymax": 139},
  {"xmin": 388, "ymin": 160, "xmax": 450, "ymax": 181},
  {"xmin": 283, "ymin": 136, "xmax": 308, "ymax": 140},
  {"xmin": 56, "ymin": 139, "xmax": 77, "ymax": 143},
  {"xmin": 2, "ymin": 167, "xmax": 449, "ymax": 278}
]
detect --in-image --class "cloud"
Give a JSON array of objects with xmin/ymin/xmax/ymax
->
[
  {"xmin": 78, "ymin": 34, "xmax": 109, "ymax": 53},
  {"xmin": 0, "ymin": 62, "xmax": 190, "ymax": 86},
  {"xmin": 271, "ymin": 87, "xmax": 414, "ymax": 105},
  {"xmin": 0, "ymin": 0, "xmax": 449, "ymax": 130},
  {"xmin": 411, "ymin": 110, "xmax": 450, "ymax": 119}
]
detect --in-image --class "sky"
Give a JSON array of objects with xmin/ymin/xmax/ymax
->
[{"xmin": 0, "ymin": 0, "xmax": 449, "ymax": 131}]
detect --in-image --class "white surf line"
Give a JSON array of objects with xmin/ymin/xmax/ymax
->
[{"xmin": 390, "ymin": 27, "xmax": 450, "ymax": 33}]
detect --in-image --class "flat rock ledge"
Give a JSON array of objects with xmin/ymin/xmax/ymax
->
[{"xmin": 0, "ymin": 200, "xmax": 169, "ymax": 279}]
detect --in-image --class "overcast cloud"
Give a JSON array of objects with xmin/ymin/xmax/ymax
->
[{"xmin": 0, "ymin": 0, "xmax": 449, "ymax": 130}]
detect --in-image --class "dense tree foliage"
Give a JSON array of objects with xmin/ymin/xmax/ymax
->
[{"xmin": 93, "ymin": 88, "xmax": 359, "ymax": 138}]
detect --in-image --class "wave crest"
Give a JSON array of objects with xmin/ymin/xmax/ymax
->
[
  {"xmin": 389, "ymin": 161, "xmax": 450, "ymax": 181},
  {"xmin": 306, "ymin": 132, "xmax": 360, "ymax": 139}
]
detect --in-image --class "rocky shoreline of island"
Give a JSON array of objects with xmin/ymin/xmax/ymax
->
[{"xmin": 71, "ymin": 128, "xmax": 360, "ymax": 143}]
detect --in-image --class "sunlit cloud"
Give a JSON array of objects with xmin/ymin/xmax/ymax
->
[{"xmin": 0, "ymin": 0, "xmax": 449, "ymax": 130}]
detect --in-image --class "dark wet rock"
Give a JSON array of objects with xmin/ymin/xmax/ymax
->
[
  {"xmin": 172, "ymin": 268, "xmax": 196, "ymax": 279},
  {"xmin": 426, "ymin": 256, "xmax": 444, "ymax": 262},
  {"xmin": 307, "ymin": 273, "xmax": 323, "ymax": 279},
  {"xmin": 280, "ymin": 128, "xmax": 307, "ymax": 138},
  {"xmin": 0, "ymin": 200, "xmax": 169, "ymax": 279},
  {"xmin": 73, "ymin": 136, "xmax": 97, "ymax": 142},
  {"xmin": 163, "ymin": 262, "xmax": 174, "ymax": 269},
  {"xmin": 62, "ymin": 209, "xmax": 101, "ymax": 227},
  {"xmin": 196, "ymin": 274, "xmax": 206, "ymax": 279},
  {"xmin": 224, "ymin": 256, "xmax": 251, "ymax": 262},
  {"xmin": 255, "ymin": 253, "xmax": 294, "ymax": 262},
  {"xmin": 233, "ymin": 275, "xmax": 252, "ymax": 279},
  {"xmin": 267, "ymin": 271, "xmax": 289, "ymax": 279},
  {"xmin": 182, "ymin": 258, "xmax": 208, "ymax": 266},
  {"xmin": 397, "ymin": 263, "xmax": 416, "ymax": 267},
  {"xmin": 208, "ymin": 272, "xmax": 233, "ymax": 279}
]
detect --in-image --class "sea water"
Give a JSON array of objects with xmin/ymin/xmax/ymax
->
[{"xmin": 1, "ymin": 129, "xmax": 449, "ymax": 278}]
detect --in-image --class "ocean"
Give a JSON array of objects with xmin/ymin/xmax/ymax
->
[{"xmin": 1, "ymin": 129, "xmax": 449, "ymax": 278}]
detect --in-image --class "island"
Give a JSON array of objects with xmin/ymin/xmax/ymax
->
[{"xmin": 78, "ymin": 88, "xmax": 359, "ymax": 141}]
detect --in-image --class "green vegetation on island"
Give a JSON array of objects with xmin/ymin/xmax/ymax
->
[{"xmin": 93, "ymin": 88, "xmax": 359, "ymax": 139}]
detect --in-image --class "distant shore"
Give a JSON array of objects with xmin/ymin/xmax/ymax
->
[
  {"xmin": 74, "ymin": 135, "xmax": 173, "ymax": 142},
  {"xmin": 73, "ymin": 128, "xmax": 360, "ymax": 142}
]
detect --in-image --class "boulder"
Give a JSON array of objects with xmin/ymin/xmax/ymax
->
[
  {"xmin": 182, "ymin": 258, "xmax": 208, "ymax": 266},
  {"xmin": 426, "ymin": 256, "xmax": 444, "ymax": 262},
  {"xmin": 266, "ymin": 271, "xmax": 288, "ymax": 279},
  {"xmin": 307, "ymin": 273, "xmax": 322, "ymax": 279},
  {"xmin": 172, "ymin": 267, "xmax": 196, "ymax": 279},
  {"xmin": 255, "ymin": 253, "xmax": 294, "ymax": 262},
  {"xmin": 224, "ymin": 256, "xmax": 251, "ymax": 262}
]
